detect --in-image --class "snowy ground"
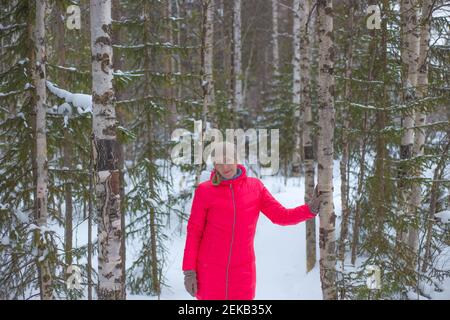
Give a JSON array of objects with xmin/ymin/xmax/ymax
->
[{"xmin": 66, "ymin": 160, "xmax": 450, "ymax": 300}]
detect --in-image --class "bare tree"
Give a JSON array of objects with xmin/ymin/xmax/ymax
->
[
  {"xmin": 233, "ymin": 0, "xmax": 243, "ymax": 114},
  {"xmin": 32, "ymin": 0, "xmax": 53, "ymax": 300},
  {"xmin": 408, "ymin": 0, "xmax": 433, "ymax": 264},
  {"xmin": 316, "ymin": 0, "xmax": 337, "ymax": 300},
  {"xmin": 398, "ymin": 0, "xmax": 420, "ymax": 245},
  {"xmin": 271, "ymin": 0, "xmax": 280, "ymax": 78},
  {"xmin": 90, "ymin": 0, "xmax": 124, "ymax": 299},
  {"xmin": 194, "ymin": 0, "xmax": 215, "ymax": 187}
]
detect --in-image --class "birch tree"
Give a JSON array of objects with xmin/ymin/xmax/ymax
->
[
  {"xmin": 195, "ymin": 0, "xmax": 215, "ymax": 187},
  {"xmin": 316, "ymin": 0, "xmax": 337, "ymax": 300},
  {"xmin": 32, "ymin": 0, "xmax": 53, "ymax": 300},
  {"xmin": 407, "ymin": 0, "xmax": 432, "ymax": 263},
  {"xmin": 90, "ymin": 0, "xmax": 124, "ymax": 300},
  {"xmin": 233, "ymin": 0, "xmax": 243, "ymax": 115},
  {"xmin": 398, "ymin": 0, "xmax": 420, "ymax": 244},
  {"xmin": 271, "ymin": 0, "xmax": 280, "ymax": 79},
  {"xmin": 296, "ymin": 0, "xmax": 317, "ymax": 272},
  {"xmin": 292, "ymin": 0, "xmax": 302, "ymax": 176}
]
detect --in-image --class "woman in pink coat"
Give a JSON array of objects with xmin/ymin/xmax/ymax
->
[{"xmin": 182, "ymin": 143, "xmax": 321, "ymax": 300}]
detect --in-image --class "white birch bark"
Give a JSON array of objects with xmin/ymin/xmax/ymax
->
[
  {"xmin": 298, "ymin": 0, "xmax": 316, "ymax": 272},
  {"xmin": 233, "ymin": 0, "xmax": 243, "ymax": 112},
  {"xmin": 195, "ymin": 0, "xmax": 215, "ymax": 187},
  {"xmin": 204, "ymin": 0, "xmax": 215, "ymax": 113},
  {"xmin": 90, "ymin": 0, "xmax": 123, "ymax": 299},
  {"xmin": 33, "ymin": 0, "xmax": 53, "ymax": 300},
  {"xmin": 407, "ymin": 0, "xmax": 432, "ymax": 256},
  {"xmin": 292, "ymin": 0, "xmax": 302, "ymax": 175},
  {"xmin": 271, "ymin": 0, "xmax": 279, "ymax": 78},
  {"xmin": 317, "ymin": 0, "xmax": 337, "ymax": 300},
  {"xmin": 399, "ymin": 0, "xmax": 420, "ymax": 244}
]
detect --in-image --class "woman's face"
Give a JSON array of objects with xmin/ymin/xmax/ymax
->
[{"xmin": 214, "ymin": 162, "xmax": 237, "ymax": 179}]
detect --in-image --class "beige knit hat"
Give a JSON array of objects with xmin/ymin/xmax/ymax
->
[
  {"xmin": 211, "ymin": 141, "xmax": 240, "ymax": 164},
  {"xmin": 211, "ymin": 141, "xmax": 240, "ymax": 186}
]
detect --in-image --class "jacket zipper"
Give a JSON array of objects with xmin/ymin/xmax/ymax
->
[{"xmin": 225, "ymin": 183, "xmax": 237, "ymax": 300}]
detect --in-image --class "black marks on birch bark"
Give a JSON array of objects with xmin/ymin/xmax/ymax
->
[
  {"xmin": 93, "ymin": 90, "xmax": 114, "ymax": 107},
  {"xmin": 94, "ymin": 138, "xmax": 120, "ymax": 171},
  {"xmin": 93, "ymin": 53, "xmax": 111, "ymax": 74}
]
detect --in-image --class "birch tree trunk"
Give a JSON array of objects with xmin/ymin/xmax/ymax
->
[
  {"xmin": 195, "ymin": 0, "xmax": 215, "ymax": 187},
  {"xmin": 317, "ymin": 0, "xmax": 337, "ymax": 300},
  {"xmin": 32, "ymin": 0, "xmax": 53, "ymax": 300},
  {"xmin": 407, "ymin": 0, "xmax": 432, "ymax": 262},
  {"xmin": 292, "ymin": 0, "xmax": 302, "ymax": 176},
  {"xmin": 233, "ymin": 0, "xmax": 243, "ymax": 114},
  {"xmin": 399, "ymin": 0, "xmax": 420, "ymax": 244},
  {"xmin": 271, "ymin": 0, "xmax": 279, "ymax": 79},
  {"xmin": 166, "ymin": 0, "xmax": 178, "ymax": 133},
  {"xmin": 90, "ymin": 0, "xmax": 124, "ymax": 300},
  {"xmin": 297, "ymin": 0, "xmax": 316, "ymax": 272},
  {"xmin": 204, "ymin": 0, "xmax": 215, "ymax": 116}
]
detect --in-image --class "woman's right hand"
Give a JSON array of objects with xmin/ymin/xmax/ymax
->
[
  {"xmin": 307, "ymin": 185, "xmax": 322, "ymax": 215},
  {"xmin": 183, "ymin": 270, "xmax": 198, "ymax": 297}
]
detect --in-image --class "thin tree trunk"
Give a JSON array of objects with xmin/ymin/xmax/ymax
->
[
  {"xmin": 373, "ymin": 0, "xmax": 389, "ymax": 256},
  {"xmin": 233, "ymin": 0, "xmax": 243, "ymax": 116},
  {"xmin": 316, "ymin": 0, "xmax": 337, "ymax": 300},
  {"xmin": 292, "ymin": 0, "xmax": 302, "ymax": 177},
  {"xmin": 350, "ymin": 112, "xmax": 368, "ymax": 265},
  {"xmin": 408, "ymin": 0, "xmax": 432, "ymax": 261},
  {"xmin": 32, "ymin": 0, "xmax": 53, "ymax": 300},
  {"xmin": 90, "ymin": 0, "xmax": 123, "ymax": 300},
  {"xmin": 271, "ymin": 0, "xmax": 279, "ymax": 79},
  {"xmin": 338, "ymin": 1, "xmax": 354, "ymax": 262},
  {"xmin": 422, "ymin": 140, "xmax": 450, "ymax": 272},
  {"xmin": 166, "ymin": 0, "xmax": 178, "ymax": 133},
  {"xmin": 298, "ymin": 0, "xmax": 316, "ymax": 273},
  {"xmin": 142, "ymin": 0, "xmax": 161, "ymax": 297},
  {"xmin": 398, "ymin": 0, "xmax": 420, "ymax": 244},
  {"xmin": 88, "ymin": 135, "xmax": 94, "ymax": 300},
  {"xmin": 149, "ymin": 205, "xmax": 160, "ymax": 297},
  {"xmin": 350, "ymin": 0, "xmax": 379, "ymax": 264},
  {"xmin": 195, "ymin": 0, "xmax": 214, "ymax": 187}
]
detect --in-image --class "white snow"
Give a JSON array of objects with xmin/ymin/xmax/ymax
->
[
  {"xmin": 435, "ymin": 210, "xmax": 450, "ymax": 223},
  {"xmin": 46, "ymin": 81, "xmax": 92, "ymax": 114},
  {"xmin": 1, "ymin": 236, "xmax": 9, "ymax": 246},
  {"xmin": 15, "ymin": 210, "xmax": 30, "ymax": 224}
]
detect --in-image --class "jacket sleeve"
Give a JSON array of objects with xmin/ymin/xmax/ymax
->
[
  {"xmin": 259, "ymin": 183, "xmax": 316, "ymax": 226},
  {"xmin": 182, "ymin": 185, "xmax": 208, "ymax": 271}
]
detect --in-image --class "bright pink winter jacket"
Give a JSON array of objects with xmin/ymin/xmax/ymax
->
[{"xmin": 182, "ymin": 164, "xmax": 316, "ymax": 300}]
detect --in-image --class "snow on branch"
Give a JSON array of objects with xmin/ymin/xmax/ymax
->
[{"xmin": 46, "ymin": 80, "xmax": 92, "ymax": 115}]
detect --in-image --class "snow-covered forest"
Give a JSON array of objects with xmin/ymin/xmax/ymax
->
[{"xmin": 0, "ymin": 0, "xmax": 449, "ymax": 300}]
